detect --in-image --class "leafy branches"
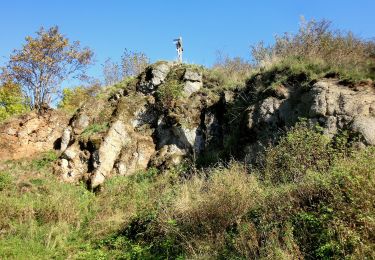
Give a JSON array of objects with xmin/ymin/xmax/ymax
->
[{"xmin": 1, "ymin": 26, "xmax": 94, "ymax": 110}]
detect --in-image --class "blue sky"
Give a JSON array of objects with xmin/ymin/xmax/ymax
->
[{"xmin": 1, "ymin": 0, "xmax": 374, "ymax": 83}]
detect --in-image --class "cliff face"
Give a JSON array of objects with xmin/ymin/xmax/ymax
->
[
  {"xmin": 54, "ymin": 62, "xmax": 375, "ymax": 188},
  {"xmin": 1, "ymin": 62, "xmax": 374, "ymax": 188},
  {"xmin": 54, "ymin": 62, "xmax": 224, "ymax": 188},
  {"xmin": 0, "ymin": 109, "xmax": 68, "ymax": 161},
  {"xmin": 243, "ymin": 79, "xmax": 375, "ymax": 162}
]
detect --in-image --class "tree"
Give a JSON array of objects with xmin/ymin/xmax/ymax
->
[
  {"xmin": 0, "ymin": 81, "xmax": 28, "ymax": 121},
  {"xmin": 121, "ymin": 49, "xmax": 149, "ymax": 77},
  {"xmin": 1, "ymin": 26, "xmax": 93, "ymax": 110},
  {"xmin": 102, "ymin": 58, "xmax": 121, "ymax": 86},
  {"xmin": 58, "ymin": 84, "xmax": 100, "ymax": 113}
]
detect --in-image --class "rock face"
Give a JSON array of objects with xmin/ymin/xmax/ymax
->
[
  {"xmin": 42, "ymin": 64, "xmax": 373, "ymax": 187},
  {"xmin": 183, "ymin": 69, "xmax": 203, "ymax": 97},
  {"xmin": 1, "ymin": 61, "xmax": 374, "ymax": 188},
  {"xmin": 246, "ymin": 79, "xmax": 375, "ymax": 152},
  {"xmin": 137, "ymin": 62, "xmax": 172, "ymax": 94},
  {"xmin": 55, "ymin": 63, "xmax": 222, "ymax": 188},
  {"xmin": 0, "ymin": 110, "xmax": 69, "ymax": 161}
]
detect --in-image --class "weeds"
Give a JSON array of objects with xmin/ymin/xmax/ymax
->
[
  {"xmin": 251, "ymin": 18, "xmax": 375, "ymax": 82},
  {"xmin": 81, "ymin": 122, "xmax": 109, "ymax": 138}
]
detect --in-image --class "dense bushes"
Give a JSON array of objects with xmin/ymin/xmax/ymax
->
[{"xmin": 264, "ymin": 122, "xmax": 335, "ymax": 184}]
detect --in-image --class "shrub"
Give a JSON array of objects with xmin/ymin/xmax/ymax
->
[
  {"xmin": 156, "ymin": 79, "xmax": 184, "ymax": 109},
  {"xmin": 263, "ymin": 122, "xmax": 335, "ymax": 184},
  {"xmin": 0, "ymin": 81, "xmax": 29, "ymax": 122},
  {"xmin": 211, "ymin": 52, "xmax": 253, "ymax": 90},
  {"xmin": 158, "ymin": 163, "xmax": 263, "ymax": 256},
  {"xmin": 121, "ymin": 49, "xmax": 149, "ymax": 78},
  {"xmin": 251, "ymin": 18, "xmax": 375, "ymax": 81},
  {"xmin": 58, "ymin": 84, "xmax": 101, "ymax": 113}
]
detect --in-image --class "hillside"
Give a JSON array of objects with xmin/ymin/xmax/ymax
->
[{"xmin": 0, "ymin": 56, "xmax": 375, "ymax": 259}]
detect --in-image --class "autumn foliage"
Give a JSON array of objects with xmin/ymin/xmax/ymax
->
[{"xmin": 1, "ymin": 26, "xmax": 93, "ymax": 110}]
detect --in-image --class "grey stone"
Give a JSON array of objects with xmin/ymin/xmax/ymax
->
[
  {"xmin": 60, "ymin": 127, "xmax": 72, "ymax": 151},
  {"xmin": 73, "ymin": 114, "xmax": 89, "ymax": 134},
  {"xmin": 90, "ymin": 120, "xmax": 130, "ymax": 188},
  {"xmin": 183, "ymin": 81, "xmax": 202, "ymax": 97},
  {"xmin": 184, "ymin": 69, "xmax": 202, "ymax": 82},
  {"xmin": 151, "ymin": 63, "xmax": 170, "ymax": 86},
  {"xmin": 351, "ymin": 116, "xmax": 375, "ymax": 145}
]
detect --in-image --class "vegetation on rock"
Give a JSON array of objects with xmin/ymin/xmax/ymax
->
[{"xmin": 0, "ymin": 18, "xmax": 374, "ymax": 259}]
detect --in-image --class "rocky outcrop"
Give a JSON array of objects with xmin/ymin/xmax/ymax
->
[
  {"xmin": 1, "ymin": 61, "xmax": 374, "ymax": 188},
  {"xmin": 183, "ymin": 69, "xmax": 203, "ymax": 97},
  {"xmin": 53, "ymin": 61, "xmax": 375, "ymax": 188},
  {"xmin": 54, "ymin": 62, "xmax": 222, "ymax": 188},
  {"xmin": 90, "ymin": 120, "xmax": 131, "ymax": 188},
  {"xmin": 246, "ymin": 79, "xmax": 375, "ymax": 151},
  {"xmin": 0, "ymin": 110, "xmax": 69, "ymax": 161},
  {"xmin": 137, "ymin": 62, "xmax": 171, "ymax": 94}
]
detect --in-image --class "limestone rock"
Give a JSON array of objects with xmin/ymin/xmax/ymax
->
[
  {"xmin": 90, "ymin": 120, "xmax": 130, "ymax": 188},
  {"xmin": 72, "ymin": 113, "xmax": 89, "ymax": 134},
  {"xmin": 60, "ymin": 127, "xmax": 72, "ymax": 151},
  {"xmin": 183, "ymin": 81, "xmax": 202, "ymax": 97},
  {"xmin": 184, "ymin": 69, "xmax": 202, "ymax": 82},
  {"xmin": 0, "ymin": 110, "xmax": 69, "ymax": 161},
  {"xmin": 351, "ymin": 116, "xmax": 375, "ymax": 145},
  {"xmin": 114, "ymin": 135, "xmax": 155, "ymax": 176},
  {"xmin": 149, "ymin": 144, "xmax": 187, "ymax": 169},
  {"xmin": 246, "ymin": 79, "xmax": 375, "ymax": 162},
  {"xmin": 151, "ymin": 63, "xmax": 171, "ymax": 86}
]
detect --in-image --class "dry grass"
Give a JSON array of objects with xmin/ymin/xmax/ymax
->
[{"xmin": 251, "ymin": 18, "xmax": 375, "ymax": 81}]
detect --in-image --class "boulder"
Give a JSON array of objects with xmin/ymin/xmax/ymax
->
[
  {"xmin": 60, "ymin": 127, "xmax": 72, "ymax": 151},
  {"xmin": 151, "ymin": 63, "xmax": 171, "ymax": 86},
  {"xmin": 351, "ymin": 116, "xmax": 375, "ymax": 145},
  {"xmin": 72, "ymin": 113, "xmax": 89, "ymax": 134},
  {"xmin": 183, "ymin": 81, "xmax": 202, "ymax": 97},
  {"xmin": 184, "ymin": 69, "xmax": 202, "ymax": 82}
]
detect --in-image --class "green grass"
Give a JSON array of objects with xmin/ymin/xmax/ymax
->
[
  {"xmin": 1, "ymin": 122, "xmax": 374, "ymax": 259},
  {"xmin": 80, "ymin": 123, "xmax": 110, "ymax": 138}
]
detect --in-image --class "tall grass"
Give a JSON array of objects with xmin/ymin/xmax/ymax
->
[{"xmin": 251, "ymin": 18, "xmax": 375, "ymax": 82}]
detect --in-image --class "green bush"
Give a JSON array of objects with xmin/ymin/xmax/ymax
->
[
  {"xmin": 0, "ymin": 81, "xmax": 29, "ymax": 122},
  {"xmin": 211, "ymin": 53, "xmax": 253, "ymax": 90},
  {"xmin": 58, "ymin": 84, "xmax": 100, "ymax": 114},
  {"xmin": 156, "ymin": 79, "xmax": 184, "ymax": 108},
  {"xmin": 264, "ymin": 122, "xmax": 335, "ymax": 184}
]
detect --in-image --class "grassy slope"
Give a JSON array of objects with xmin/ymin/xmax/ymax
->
[{"xmin": 0, "ymin": 123, "xmax": 374, "ymax": 259}]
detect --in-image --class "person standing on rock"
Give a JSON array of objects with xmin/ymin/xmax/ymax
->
[{"xmin": 173, "ymin": 36, "xmax": 183, "ymax": 63}]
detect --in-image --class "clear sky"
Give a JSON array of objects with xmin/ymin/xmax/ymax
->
[{"xmin": 1, "ymin": 0, "xmax": 374, "ymax": 83}]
